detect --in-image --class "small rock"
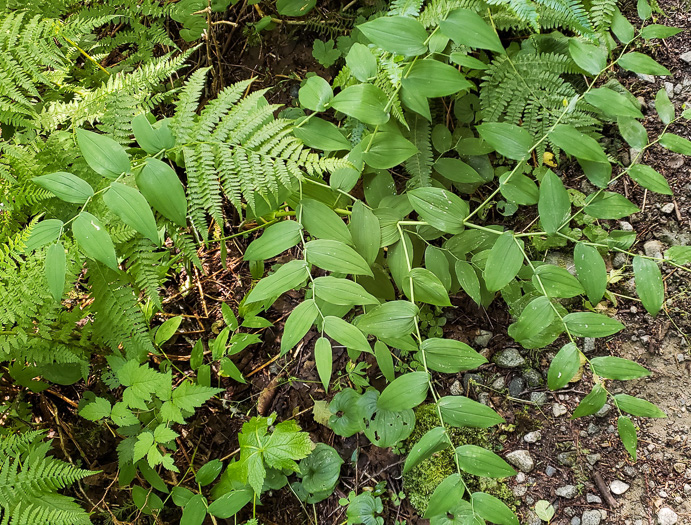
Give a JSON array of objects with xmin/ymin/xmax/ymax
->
[
  {"xmin": 680, "ymin": 50, "xmax": 691, "ymax": 65},
  {"xmin": 478, "ymin": 392, "xmax": 490, "ymax": 405},
  {"xmin": 636, "ymin": 96, "xmax": 647, "ymax": 110},
  {"xmin": 524, "ymin": 431, "xmax": 542, "ymax": 443},
  {"xmin": 565, "ymin": 508, "xmax": 576, "ymax": 517},
  {"xmin": 450, "ymin": 380, "xmax": 463, "ymax": 396},
  {"xmin": 556, "ymin": 485, "xmax": 578, "ymax": 499},
  {"xmin": 587, "ymin": 423, "xmax": 600, "ymax": 435},
  {"xmin": 530, "ymin": 391, "xmax": 548, "ymax": 405},
  {"xmin": 553, "ymin": 403, "xmax": 568, "ymax": 417},
  {"xmin": 683, "ymin": 484, "xmax": 691, "ymax": 494},
  {"xmin": 462, "ymin": 373, "xmax": 483, "ymax": 391},
  {"xmin": 586, "ymin": 454, "xmax": 601, "ymax": 466},
  {"xmin": 525, "ymin": 510, "xmax": 542, "ymax": 525},
  {"xmin": 661, "ymin": 203, "xmax": 676, "ymax": 214},
  {"xmin": 673, "ymin": 463, "xmax": 686, "ymax": 474},
  {"xmin": 664, "ymin": 82, "xmax": 675, "ymax": 100},
  {"xmin": 657, "ymin": 507, "xmax": 678, "ymax": 525},
  {"xmin": 546, "ymin": 465, "xmax": 557, "ymax": 477},
  {"xmin": 624, "ymin": 466, "xmax": 637, "ymax": 477},
  {"xmin": 619, "ymin": 221, "xmax": 634, "ymax": 231},
  {"xmin": 572, "ymin": 517, "xmax": 581, "ymax": 525},
  {"xmin": 491, "ymin": 377, "xmax": 506, "ymax": 390},
  {"xmin": 587, "ymin": 494, "xmax": 602, "ymax": 504},
  {"xmin": 474, "ymin": 330, "xmax": 493, "ymax": 347},
  {"xmin": 583, "ymin": 337, "xmax": 596, "ymax": 354},
  {"xmin": 506, "ymin": 450, "xmax": 535, "ymax": 473},
  {"xmin": 644, "ymin": 240, "xmax": 664, "ymax": 261},
  {"xmin": 637, "ymin": 73, "xmax": 656, "ymax": 83},
  {"xmin": 595, "ymin": 404, "xmax": 612, "ymax": 418},
  {"xmin": 523, "ymin": 368, "xmax": 543, "ymax": 387},
  {"xmin": 513, "ymin": 485, "xmax": 527, "ymax": 497},
  {"xmin": 509, "ymin": 377, "xmax": 525, "ymax": 397},
  {"xmin": 493, "ymin": 348, "xmax": 526, "ymax": 368},
  {"xmin": 610, "ymin": 479, "xmax": 630, "ymax": 495},
  {"xmin": 676, "ymin": 354, "xmax": 685, "ymax": 363},
  {"xmin": 558, "ymin": 451, "xmax": 577, "ymax": 467},
  {"xmin": 516, "ymin": 472, "xmax": 527, "ymax": 483},
  {"xmin": 613, "ymin": 252, "xmax": 628, "ymax": 269},
  {"xmin": 582, "ymin": 510, "xmax": 602, "ymax": 525}
]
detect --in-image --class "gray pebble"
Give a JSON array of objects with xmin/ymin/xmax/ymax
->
[
  {"xmin": 546, "ymin": 465, "xmax": 557, "ymax": 477},
  {"xmin": 644, "ymin": 240, "xmax": 664, "ymax": 261},
  {"xmin": 450, "ymin": 380, "xmax": 463, "ymax": 396},
  {"xmin": 571, "ymin": 517, "xmax": 581, "ymax": 525},
  {"xmin": 558, "ymin": 451, "xmax": 577, "ymax": 467},
  {"xmin": 508, "ymin": 377, "xmax": 525, "ymax": 397},
  {"xmin": 553, "ymin": 403, "xmax": 568, "ymax": 417},
  {"xmin": 513, "ymin": 485, "xmax": 527, "ymax": 497},
  {"xmin": 462, "ymin": 373, "xmax": 483, "ymax": 391},
  {"xmin": 494, "ymin": 348, "xmax": 526, "ymax": 368},
  {"xmin": 582, "ymin": 510, "xmax": 602, "ymax": 525},
  {"xmin": 506, "ymin": 449, "xmax": 535, "ymax": 473},
  {"xmin": 474, "ymin": 330, "xmax": 493, "ymax": 347},
  {"xmin": 556, "ymin": 485, "xmax": 578, "ymax": 499},
  {"xmin": 661, "ymin": 202, "xmax": 676, "ymax": 214},
  {"xmin": 583, "ymin": 337, "xmax": 596, "ymax": 354},
  {"xmin": 524, "ymin": 431, "xmax": 542, "ymax": 443},
  {"xmin": 586, "ymin": 454, "xmax": 601, "ymax": 466},
  {"xmin": 613, "ymin": 252, "xmax": 628, "ymax": 269},
  {"xmin": 657, "ymin": 507, "xmax": 678, "ymax": 525},
  {"xmin": 587, "ymin": 493, "xmax": 602, "ymax": 504},
  {"xmin": 587, "ymin": 423, "xmax": 600, "ymax": 435},
  {"xmin": 610, "ymin": 479, "xmax": 630, "ymax": 495},
  {"xmin": 595, "ymin": 404, "xmax": 612, "ymax": 418},
  {"xmin": 681, "ymin": 51, "xmax": 691, "ymax": 64},
  {"xmin": 491, "ymin": 377, "xmax": 506, "ymax": 390},
  {"xmin": 523, "ymin": 368, "xmax": 543, "ymax": 387},
  {"xmin": 530, "ymin": 391, "xmax": 548, "ymax": 405}
]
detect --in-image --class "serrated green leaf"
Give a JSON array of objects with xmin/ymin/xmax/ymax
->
[
  {"xmin": 79, "ymin": 396, "xmax": 112, "ymax": 421},
  {"xmin": 172, "ymin": 381, "xmax": 223, "ymax": 413}
]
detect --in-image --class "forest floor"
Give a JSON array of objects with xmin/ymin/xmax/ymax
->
[{"xmin": 35, "ymin": 1, "xmax": 691, "ymax": 524}]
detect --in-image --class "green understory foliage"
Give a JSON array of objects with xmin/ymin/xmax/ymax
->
[{"xmin": 0, "ymin": 0, "xmax": 689, "ymax": 523}]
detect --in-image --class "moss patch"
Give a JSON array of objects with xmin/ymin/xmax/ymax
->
[{"xmin": 401, "ymin": 404, "xmax": 516, "ymax": 515}]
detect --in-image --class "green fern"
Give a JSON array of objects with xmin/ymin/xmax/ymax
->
[
  {"xmin": 0, "ymin": 431, "xmax": 94, "ymax": 525},
  {"xmin": 404, "ymin": 114, "xmax": 433, "ymax": 188},
  {"xmin": 169, "ymin": 68, "xmax": 350, "ymax": 235},
  {"xmin": 87, "ymin": 262, "xmax": 154, "ymax": 362}
]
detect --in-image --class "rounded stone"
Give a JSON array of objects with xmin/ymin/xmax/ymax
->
[
  {"xmin": 493, "ymin": 348, "xmax": 526, "ymax": 368},
  {"xmin": 610, "ymin": 479, "xmax": 630, "ymax": 495},
  {"xmin": 524, "ymin": 431, "xmax": 542, "ymax": 443},
  {"xmin": 506, "ymin": 449, "xmax": 535, "ymax": 473},
  {"xmin": 582, "ymin": 510, "xmax": 602, "ymax": 525},
  {"xmin": 556, "ymin": 485, "xmax": 578, "ymax": 499},
  {"xmin": 553, "ymin": 403, "xmax": 568, "ymax": 417},
  {"xmin": 657, "ymin": 507, "xmax": 678, "ymax": 525},
  {"xmin": 508, "ymin": 377, "xmax": 525, "ymax": 398}
]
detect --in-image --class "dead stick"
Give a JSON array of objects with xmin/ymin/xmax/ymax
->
[{"xmin": 593, "ymin": 471, "xmax": 619, "ymax": 508}]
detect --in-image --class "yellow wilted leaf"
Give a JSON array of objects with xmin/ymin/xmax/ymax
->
[{"xmin": 543, "ymin": 151, "xmax": 557, "ymax": 167}]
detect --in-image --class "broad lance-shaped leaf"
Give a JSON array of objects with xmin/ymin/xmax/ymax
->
[
  {"xmin": 438, "ymin": 396, "xmax": 505, "ymax": 428},
  {"xmin": 590, "ymin": 356, "xmax": 650, "ymax": 380},
  {"xmin": 439, "ymin": 8, "xmax": 504, "ymax": 54},
  {"xmin": 407, "ymin": 267, "xmax": 451, "ymax": 306},
  {"xmin": 300, "ymin": 198, "xmax": 353, "ymax": 245},
  {"xmin": 655, "ymin": 88, "xmax": 675, "ymax": 125},
  {"xmin": 584, "ymin": 87, "xmax": 643, "ymax": 119},
  {"xmin": 137, "ymin": 158, "xmax": 187, "ymax": 226},
  {"xmin": 77, "ymin": 128, "xmax": 130, "ymax": 179},
  {"xmin": 538, "ymin": 170, "xmax": 571, "ymax": 234},
  {"xmin": 574, "ymin": 242, "xmax": 607, "ymax": 304},
  {"xmin": 25, "ymin": 219, "xmax": 63, "ymax": 252},
  {"xmin": 549, "ymin": 125, "xmax": 608, "ymax": 163},
  {"xmin": 424, "ymin": 474, "xmax": 465, "ymax": 519},
  {"xmin": 508, "ymin": 296, "xmax": 554, "ymax": 342},
  {"xmin": 584, "ymin": 192, "xmax": 639, "ymax": 219},
  {"xmin": 45, "ymin": 242, "xmax": 66, "ymax": 302},
  {"xmin": 547, "ymin": 342, "xmax": 581, "ymax": 390},
  {"xmin": 633, "ymin": 255, "xmax": 663, "ymax": 316},
  {"xmin": 532, "ymin": 265, "xmax": 584, "ymax": 298},
  {"xmin": 618, "ymin": 416, "xmax": 637, "ymax": 461},
  {"xmin": 569, "ymin": 39, "xmax": 606, "ymax": 75},
  {"xmin": 357, "ymin": 16, "xmax": 428, "ymax": 56},
  {"xmin": 658, "ymin": 133, "xmax": 691, "ymax": 155},
  {"xmin": 72, "ymin": 212, "xmax": 118, "ymax": 270},
  {"xmin": 355, "ymin": 301, "xmax": 419, "ymax": 339},
  {"xmin": 244, "ymin": 220, "xmax": 302, "ymax": 261},
  {"xmin": 421, "ymin": 338, "xmax": 487, "ymax": 373},
  {"xmin": 628, "ymin": 165, "xmax": 672, "ymax": 195},
  {"xmin": 298, "ymin": 75, "xmax": 332, "ymax": 112},
  {"xmin": 350, "ymin": 201, "xmax": 380, "ymax": 265},
  {"xmin": 245, "ymin": 259, "xmax": 310, "ymax": 304},
  {"xmin": 472, "ymin": 492, "xmax": 520, "ymax": 525},
  {"xmin": 408, "ymin": 187, "xmax": 468, "ymax": 234},
  {"xmin": 374, "ymin": 340, "xmax": 395, "ymax": 382},
  {"xmin": 330, "ymin": 84, "xmax": 389, "ymax": 126},
  {"xmin": 614, "ymin": 394, "xmax": 666, "ymax": 418},
  {"xmin": 572, "ymin": 384, "xmax": 607, "ymax": 418},
  {"xmin": 313, "ymin": 276, "xmax": 379, "ymax": 306},
  {"xmin": 132, "ymin": 114, "xmax": 175, "ymax": 155},
  {"xmin": 563, "ymin": 312, "xmax": 624, "ymax": 337},
  {"xmin": 362, "ymin": 131, "xmax": 418, "ymax": 169},
  {"xmin": 305, "ymin": 239, "xmax": 373, "ymax": 276},
  {"xmin": 33, "ymin": 172, "xmax": 94, "ymax": 204},
  {"xmin": 476, "ymin": 122, "xmax": 532, "ymax": 160},
  {"xmin": 323, "ymin": 316, "xmax": 371, "ymax": 354},
  {"xmin": 314, "ymin": 337, "xmax": 332, "ymax": 392},
  {"xmin": 618, "ymin": 52, "xmax": 671, "ymax": 76},
  {"xmin": 455, "ymin": 445, "xmax": 516, "ymax": 478},
  {"xmin": 401, "ymin": 59, "xmax": 472, "ymax": 98},
  {"xmin": 484, "ymin": 232, "xmax": 523, "ymax": 292},
  {"xmin": 403, "ymin": 427, "xmax": 450, "ymax": 474},
  {"xmin": 377, "ymin": 371, "xmax": 429, "ymax": 411},
  {"xmin": 104, "ymin": 183, "xmax": 159, "ymax": 245}
]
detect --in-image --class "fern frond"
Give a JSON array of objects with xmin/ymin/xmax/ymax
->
[{"xmin": 404, "ymin": 114, "xmax": 433, "ymax": 188}]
